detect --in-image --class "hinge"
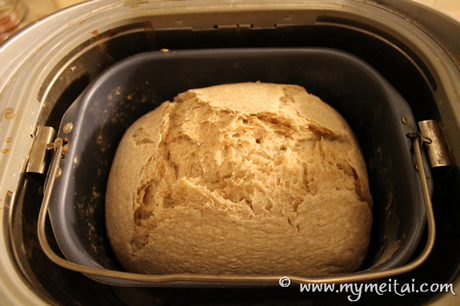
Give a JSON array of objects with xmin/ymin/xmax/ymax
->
[
  {"xmin": 26, "ymin": 126, "xmax": 56, "ymax": 174},
  {"xmin": 418, "ymin": 120, "xmax": 453, "ymax": 168}
]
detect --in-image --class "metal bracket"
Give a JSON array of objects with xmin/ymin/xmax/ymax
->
[
  {"xmin": 418, "ymin": 120, "xmax": 453, "ymax": 168},
  {"xmin": 26, "ymin": 126, "xmax": 56, "ymax": 174}
]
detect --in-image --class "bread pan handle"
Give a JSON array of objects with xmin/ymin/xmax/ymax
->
[{"xmin": 37, "ymin": 134, "xmax": 435, "ymax": 285}]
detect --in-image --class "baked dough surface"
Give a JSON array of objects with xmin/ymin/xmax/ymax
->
[{"xmin": 105, "ymin": 82, "xmax": 373, "ymax": 275}]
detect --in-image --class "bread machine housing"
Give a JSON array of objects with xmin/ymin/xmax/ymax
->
[{"xmin": 0, "ymin": 0, "xmax": 459, "ymax": 305}]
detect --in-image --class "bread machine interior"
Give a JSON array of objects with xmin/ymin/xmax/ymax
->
[
  {"xmin": 1, "ymin": 1, "xmax": 460, "ymax": 305},
  {"xmin": 44, "ymin": 47, "xmax": 427, "ymax": 287}
]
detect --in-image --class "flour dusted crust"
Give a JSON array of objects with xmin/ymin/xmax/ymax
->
[{"xmin": 105, "ymin": 82, "xmax": 373, "ymax": 275}]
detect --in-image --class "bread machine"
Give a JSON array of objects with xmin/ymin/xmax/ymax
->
[{"xmin": 0, "ymin": 0, "xmax": 459, "ymax": 305}]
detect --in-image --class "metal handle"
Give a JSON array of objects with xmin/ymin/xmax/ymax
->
[{"xmin": 38, "ymin": 133, "xmax": 435, "ymax": 285}]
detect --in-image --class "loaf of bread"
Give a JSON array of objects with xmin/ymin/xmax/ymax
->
[{"xmin": 105, "ymin": 82, "xmax": 373, "ymax": 276}]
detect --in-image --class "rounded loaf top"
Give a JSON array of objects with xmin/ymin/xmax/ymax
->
[{"xmin": 105, "ymin": 82, "xmax": 373, "ymax": 276}]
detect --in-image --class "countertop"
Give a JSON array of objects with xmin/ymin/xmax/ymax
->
[{"xmin": 22, "ymin": 0, "xmax": 86, "ymax": 25}]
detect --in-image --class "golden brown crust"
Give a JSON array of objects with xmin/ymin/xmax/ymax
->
[{"xmin": 105, "ymin": 82, "xmax": 373, "ymax": 275}]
